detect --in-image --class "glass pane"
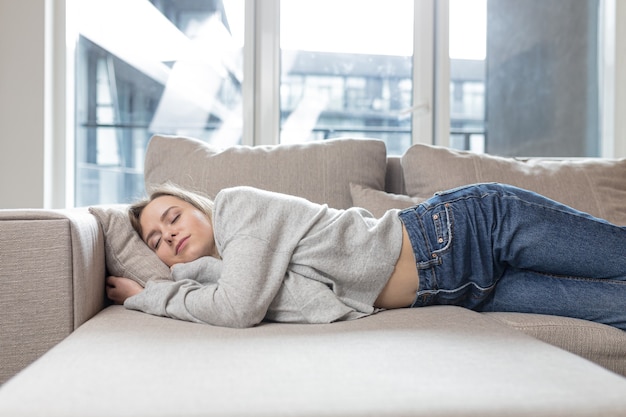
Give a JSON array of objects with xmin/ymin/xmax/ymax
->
[
  {"xmin": 73, "ymin": 0, "xmax": 244, "ymax": 206},
  {"xmin": 280, "ymin": 0, "xmax": 414, "ymax": 155},
  {"xmin": 449, "ymin": 0, "xmax": 602, "ymax": 157}
]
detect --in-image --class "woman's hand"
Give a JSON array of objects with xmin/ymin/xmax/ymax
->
[{"xmin": 106, "ymin": 276, "xmax": 144, "ymax": 304}]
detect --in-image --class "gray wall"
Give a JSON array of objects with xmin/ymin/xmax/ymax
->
[{"xmin": 486, "ymin": 0, "xmax": 599, "ymax": 157}]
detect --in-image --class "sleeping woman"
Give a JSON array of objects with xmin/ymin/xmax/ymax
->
[{"xmin": 106, "ymin": 182, "xmax": 626, "ymax": 330}]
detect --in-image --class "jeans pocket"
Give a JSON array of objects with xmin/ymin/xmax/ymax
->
[{"xmin": 431, "ymin": 204, "xmax": 453, "ymax": 253}]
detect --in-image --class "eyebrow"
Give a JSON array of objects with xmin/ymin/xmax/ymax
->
[{"xmin": 144, "ymin": 206, "xmax": 178, "ymax": 245}]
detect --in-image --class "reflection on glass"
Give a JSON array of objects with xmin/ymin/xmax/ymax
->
[
  {"xmin": 74, "ymin": 0, "xmax": 244, "ymax": 206},
  {"xmin": 280, "ymin": 0, "xmax": 414, "ymax": 155},
  {"xmin": 449, "ymin": 0, "xmax": 487, "ymax": 154}
]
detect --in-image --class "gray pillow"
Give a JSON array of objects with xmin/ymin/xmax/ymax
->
[
  {"xmin": 89, "ymin": 206, "xmax": 171, "ymax": 286},
  {"xmin": 401, "ymin": 144, "xmax": 626, "ymax": 226},
  {"xmin": 144, "ymin": 135, "xmax": 388, "ymax": 209}
]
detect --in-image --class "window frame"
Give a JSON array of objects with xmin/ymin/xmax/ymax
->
[
  {"xmin": 53, "ymin": 0, "xmax": 624, "ymax": 208},
  {"xmin": 249, "ymin": 0, "xmax": 442, "ymax": 149}
]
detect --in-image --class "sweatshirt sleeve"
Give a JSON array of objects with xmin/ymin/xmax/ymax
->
[
  {"xmin": 170, "ymin": 256, "xmax": 222, "ymax": 284},
  {"xmin": 124, "ymin": 235, "xmax": 291, "ymax": 328}
]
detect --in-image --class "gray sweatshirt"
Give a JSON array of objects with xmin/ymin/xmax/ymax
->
[{"xmin": 125, "ymin": 186, "xmax": 404, "ymax": 328}]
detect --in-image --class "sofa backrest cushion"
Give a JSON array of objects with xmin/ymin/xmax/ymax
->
[
  {"xmin": 144, "ymin": 135, "xmax": 388, "ymax": 209},
  {"xmin": 349, "ymin": 183, "xmax": 422, "ymax": 218},
  {"xmin": 401, "ymin": 144, "xmax": 626, "ymax": 226}
]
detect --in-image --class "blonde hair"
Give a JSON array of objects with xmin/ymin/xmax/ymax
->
[{"xmin": 129, "ymin": 183, "xmax": 215, "ymax": 239}]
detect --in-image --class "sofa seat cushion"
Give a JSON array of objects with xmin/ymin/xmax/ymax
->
[
  {"xmin": 144, "ymin": 135, "xmax": 388, "ymax": 210},
  {"xmin": 484, "ymin": 312, "xmax": 626, "ymax": 377},
  {"xmin": 2, "ymin": 306, "xmax": 626, "ymax": 417}
]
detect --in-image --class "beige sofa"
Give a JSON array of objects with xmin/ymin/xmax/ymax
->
[{"xmin": 1, "ymin": 136, "xmax": 626, "ymax": 416}]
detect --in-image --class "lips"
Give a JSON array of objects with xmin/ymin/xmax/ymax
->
[{"xmin": 176, "ymin": 236, "xmax": 189, "ymax": 255}]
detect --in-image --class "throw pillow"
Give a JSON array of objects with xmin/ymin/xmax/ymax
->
[
  {"xmin": 401, "ymin": 144, "xmax": 626, "ymax": 226},
  {"xmin": 144, "ymin": 135, "xmax": 388, "ymax": 209},
  {"xmin": 89, "ymin": 206, "xmax": 171, "ymax": 286},
  {"xmin": 349, "ymin": 183, "xmax": 423, "ymax": 218}
]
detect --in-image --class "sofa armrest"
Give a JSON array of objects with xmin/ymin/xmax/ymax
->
[{"xmin": 0, "ymin": 208, "xmax": 106, "ymax": 384}]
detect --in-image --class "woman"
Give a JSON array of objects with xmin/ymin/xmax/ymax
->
[{"xmin": 106, "ymin": 182, "xmax": 626, "ymax": 330}]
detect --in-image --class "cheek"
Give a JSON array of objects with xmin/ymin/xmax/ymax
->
[
  {"xmin": 156, "ymin": 247, "xmax": 173, "ymax": 266},
  {"xmin": 192, "ymin": 210, "xmax": 210, "ymax": 225},
  {"xmin": 192, "ymin": 213, "xmax": 213, "ymax": 237}
]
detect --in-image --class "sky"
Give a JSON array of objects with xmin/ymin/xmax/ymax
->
[{"xmin": 277, "ymin": 0, "xmax": 486, "ymax": 60}]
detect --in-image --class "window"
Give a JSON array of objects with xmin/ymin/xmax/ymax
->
[
  {"xmin": 448, "ymin": 0, "xmax": 487, "ymax": 154},
  {"xmin": 71, "ymin": 0, "xmax": 615, "ymax": 205},
  {"xmin": 280, "ymin": 0, "xmax": 414, "ymax": 155},
  {"xmin": 73, "ymin": 0, "xmax": 244, "ymax": 206}
]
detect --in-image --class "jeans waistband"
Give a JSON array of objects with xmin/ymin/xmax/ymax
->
[{"xmin": 398, "ymin": 206, "xmax": 444, "ymax": 307}]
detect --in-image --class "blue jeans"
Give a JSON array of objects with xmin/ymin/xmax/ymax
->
[{"xmin": 398, "ymin": 183, "xmax": 626, "ymax": 330}]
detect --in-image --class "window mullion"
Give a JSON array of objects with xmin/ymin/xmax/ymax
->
[
  {"xmin": 242, "ymin": 0, "xmax": 256, "ymax": 146},
  {"xmin": 412, "ymin": 0, "xmax": 435, "ymax": 146},
  {"xmin": 434, "ymin": 0, "xmax": 450, "ymax": 147},
  {"xmin": 253, "ymin": 0, "xmax": 280, "ymax": 146},
  {"xmin": 616, "ymin": 0, "xmax": 626, "ymax": 158}
]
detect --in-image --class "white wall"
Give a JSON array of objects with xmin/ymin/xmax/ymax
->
[
  {"xmin": 0, "ymin": 1, "xmax": 48, "ymax": 209},
  {"xmin": 0, "ymin": 0, "xmax": 67, "ymax": 209}
]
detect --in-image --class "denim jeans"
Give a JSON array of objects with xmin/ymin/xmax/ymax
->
[{"xmin": 398, "ymin": 183, "xmax": 626, "ymax": 330}]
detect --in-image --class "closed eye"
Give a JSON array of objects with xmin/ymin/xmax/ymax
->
[
  {"xmin": 154, "ymin": 214, "xmax": 178, "ymax": 249},
  {"xmin": 145, "ymin": 207, "xmax": 180, "ymax": 251},
  {"xmin": 153, "ymin": 236, "xmax": 161, "ymax": 250}
]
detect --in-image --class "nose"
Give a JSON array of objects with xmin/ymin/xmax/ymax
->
[{"xmin": 164, "ymin": 229, "xmax": 177, "ymax": 244}]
